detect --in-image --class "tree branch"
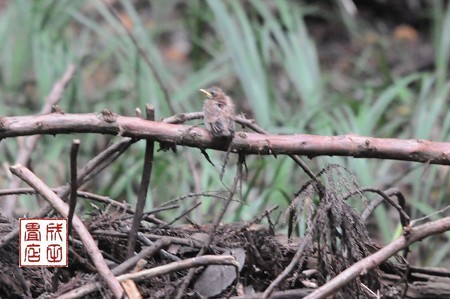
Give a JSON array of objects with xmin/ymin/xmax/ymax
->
[
  {"xmin": 10, "ymin": 164, "xmax": 124, "ymax": 299},
  {"xmin": 127, "ymin": 105, "xmax": 155, "ymax": 258},
  {"xmin": 304, "ymin": 216, "xmax": 450, "ymax": 299},
  {"xmin": 2, "ymin": 113, "xmax": 450, "ymax": 164}
]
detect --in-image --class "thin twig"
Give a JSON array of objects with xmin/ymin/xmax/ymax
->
[
  {"xmin": 0, "ymin": 138, "xmax": 135, "ymax": 249},
  {"xmin": 0, "ymin": 188, "xmax": 171, "ymax": 225},
  {"xmin": 346, "ymin": 188, "xmax": 410, "ymax": 227},
  {"xmin": 166, "ymin": 201, "xmax": 202, "ymax": 226},
  {"xmin": 0, "ymin": 187, "xmax": 63, "ymax": 196},
  {"xmin": 186, "ymin": 153, "xmax": 204, "ymax": 223},
  {"xmin": 74, "ymin": 138, "xmax": 136, "ymax": 194},
  {"xmin": 145, "ymin": 204, "xmax": 180, "ymax": 214},
  {"xmin": 227, "ymin": 205, "xmax": 279, "ymax": 240},
  {"xmin": 127, "ymin": 105, "xmax": 155, "ymax": 258},
  {"xmin": 137, "ymin": 233, "xmax": 180, "ymax": 262},
  {"xmin": 75, "ymin": 191, "xmax": 130, "ymax": 211},
  {"xmin": 68, "ymin": 247, "xmax": 97, "ymax": 272},
  {"xmin": 220, "ymin": 141, "xmax": 234, "ymax": 180},
  {"xmin": 10, "ymin": 164, "xmax": 124, "ymax": 299},
  {"xmin": 360, "ymin": 187, "xmax": 405, "ymax": 221},
  {"xmin": 105, "ymin": 4, "xmax": 176, "ymax": 114},
  {"xmin": 1, "ymin": 64, "xmax": 76, "ymax": 216},
  {"xmin": 80, "ymin": 144, "xmax": 133, "ymax": 186},
  {"xmin": 43, "ymin": 64, "xmax": 76, "ymax": 111},
  {"xmin": 175, "ymin": 153, "xmax": 243, "ymax": 299},
  {"xmin": 68, "ymin": 139, "xmax": 80, "ymax": 235},
  {"xmin": 262, "ymin": 210, "xmax": 320, "ymax": 298},
  {"xmin": 411, "ymin": 204, "xmax": 450, "ymax": 226},
  {"xmin": 57, "ymin": 238, "xmax": 171, "ymax": 299},
  {"xmin": 92, "ymin": 230, "xmax": 227, "ymax": 252},
  {"xmin": 170, "ymin": 118, "xmax": 206, "ymax": 223},
  {"xmin": 157, "ymin": 191, "xmax": 228, "ymax": 208},
  {"xmin": 229, "ymin": 288, "xmax": 312, "ymax": 298},
  {"xmin": 304, "ymin": 216, "xmax": 450, "ymax": 299},
  {"xmin": 120, "ymin": 255, "xmax": 238, "ymax": 281},
  {"xmin": 113, "ymin": 238, "xmax": 171, "ymax": 276},
  {"xmin": 121, "ymin": 205, "xmax": 179, "ymax": 220},
  {"xmin": 235, "ymin": 116, "xmax": 320, "ymax": 188}
]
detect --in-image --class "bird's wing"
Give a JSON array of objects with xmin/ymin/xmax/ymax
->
[
  {"xmin": 209, "ymin": 119, "xmax": 225, "ymax": 135},
  {"xmin": 204, "ymin": 100, "xmax": 225, "ymax": 135}
]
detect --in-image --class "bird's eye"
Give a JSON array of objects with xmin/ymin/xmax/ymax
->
[{"xmin": 210, "ymin": 91, "xmax": 216, "ymax": 97}]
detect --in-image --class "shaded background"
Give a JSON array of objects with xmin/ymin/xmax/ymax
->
[{"xmin": 1, "ymin": 0, "xmax": 450, "ymax": 266}]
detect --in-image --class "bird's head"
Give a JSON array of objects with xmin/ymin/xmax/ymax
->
[{"xmin": 199, "ymin": 86, "xmax": 225, "ymax": 100}]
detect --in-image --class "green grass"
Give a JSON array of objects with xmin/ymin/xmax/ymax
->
[{"xmin": 1, "ymin": 0, "xmax": 450, "ymax": 266}]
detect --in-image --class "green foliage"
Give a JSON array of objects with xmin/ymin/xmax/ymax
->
[{"xmin": 207, "ymin": 0, "xmax": 272, "ymax": 126}]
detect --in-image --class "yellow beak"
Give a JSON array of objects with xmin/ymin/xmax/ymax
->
[{"xmin": 199, "ymin": 89, "xmax": 212, "ymax": 97}]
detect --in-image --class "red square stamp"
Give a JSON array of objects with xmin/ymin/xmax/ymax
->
[{"xmin": 19, "ymin": 218, "xmax": 68, "ymax": 267}]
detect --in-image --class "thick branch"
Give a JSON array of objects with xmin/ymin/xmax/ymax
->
[{"xmin": 2, "ymin": 113, "xmax": 450, "ymax": 164}]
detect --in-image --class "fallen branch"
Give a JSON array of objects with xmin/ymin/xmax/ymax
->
[
  {"xmin": 9, "ymin": 164, "xmax": 124, "ymax": 299},
  {"xmin": 304, "ymin": 216, "xmax": 450, "ymax": 299},
  {"xmin": 2, "ymin": 112, "xmax": 450, "ymax": 164},
  {"xmin": 57, "ymin": 255, "xmax": 238, "ymax": 299}
]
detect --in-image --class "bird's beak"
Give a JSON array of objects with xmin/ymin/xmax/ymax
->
[{"xmin": 199, "ymin": 89, "xmax": 212, "ymax": 97}]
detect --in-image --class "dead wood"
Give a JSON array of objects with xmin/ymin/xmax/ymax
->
[{"xmin": 2, "ymin": 112, "xmax": 450, "ymax": 164}]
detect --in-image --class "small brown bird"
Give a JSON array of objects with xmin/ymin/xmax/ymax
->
[{"xmin": 200, "ymin": 87, "xmax": 236, "ymax": 138}]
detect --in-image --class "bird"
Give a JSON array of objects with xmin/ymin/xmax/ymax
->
[{"xmin": 200, "ymin": 87, "xmax": 236, "ymax": 139}]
